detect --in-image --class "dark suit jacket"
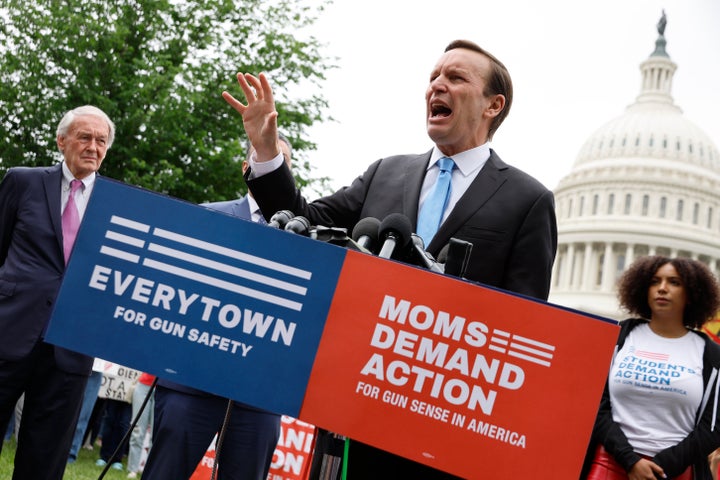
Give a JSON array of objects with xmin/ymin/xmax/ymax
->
[
  {"xmin": 0, "ymin": 164, "xmax": 93, "ymax": 374},
  {"xmin": 203, "ymin": 196, "xmax": 252, "ymax": 218},
  {"xmin": 247, "ymin": 149, "xmax": 557, "ymax": 300}
]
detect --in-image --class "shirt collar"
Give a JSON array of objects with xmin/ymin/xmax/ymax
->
[
  {"xmin": 429, "ymin": 143, "xmax": 491, "ymax": 177},
  {"xmin": 62, "ymin": 162, "xmax": 96, "ymax": 189},
  {"xmin": 246, "ymin": 194, "xmax": 261, "ymax": 216}
]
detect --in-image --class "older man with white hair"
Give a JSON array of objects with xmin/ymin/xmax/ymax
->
[{"xmin": 0, "ymin": 105, "xmax": 116, "ymax": 480}]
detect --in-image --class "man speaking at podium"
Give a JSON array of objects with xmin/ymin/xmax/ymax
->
[{"xmin": 223, "ymin": 39, "xmax": 557, "ymax": 479}]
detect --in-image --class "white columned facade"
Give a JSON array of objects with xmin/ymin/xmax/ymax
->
[{"xmin": 548, "ymin": 20, "xmax": 720, "ymax": 319}]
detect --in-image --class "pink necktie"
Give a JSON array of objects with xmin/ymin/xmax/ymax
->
[{"xmin": 62, "ymin": 179, "xmax": 83, "ymax": 264}]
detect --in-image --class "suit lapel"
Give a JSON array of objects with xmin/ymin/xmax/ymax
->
[
  {"xmin": 234, "ymin": 197, "xmax": 252, "ymax": 221},
  {"xmin": 43, "ymin": 164, "xmax": 64, "ymax": 255},
  {"xmin": 403, "ymin": 151, "xmax": 432, "ymax": 228},
  {"xmin": 427, "ymin": 151, "xmax": 508, "ymax": 253}
]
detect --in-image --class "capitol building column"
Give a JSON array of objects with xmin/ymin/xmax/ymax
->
[
  {"xmin": 624, "ymin": 244, "xmax": 635, "ymax": 270},
  {"xmin": 600, "ymin": 243, "xmax": 614, "ymax": 292},
  {"xmin": 581, "ymin": 243, "xmax": 594, "ymax": 290},
  {"xmin": 561, "ymin": 243, "xmax": 575, "ymax": 289}
]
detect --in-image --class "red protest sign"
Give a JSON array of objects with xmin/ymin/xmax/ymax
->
[
  {"xmin": 191, "ymin": 417, "xmax": 316, "ymax": 480},
  {"xmin": 300, "ymin": 250, "xmax": 618, "ymax": 479}
]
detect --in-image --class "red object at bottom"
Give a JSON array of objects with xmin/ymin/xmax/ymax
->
[{"xmin": 586, "ymin": 445, "xmax": 692, "ymax": 480}]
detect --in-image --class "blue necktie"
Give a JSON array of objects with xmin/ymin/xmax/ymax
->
[{"xmin": 416, "ymin": 157, "xmax": 455, "ymax": 246}]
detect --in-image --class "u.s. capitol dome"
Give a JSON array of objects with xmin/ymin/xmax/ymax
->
[{"xmin": 548, "ymin": 12, "xmax": 720, "ymax": 319}]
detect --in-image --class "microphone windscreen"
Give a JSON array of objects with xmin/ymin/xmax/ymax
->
[
  {"xmin": 284, "ymin": 216, "xmax": 312, "ymax": 236},
  {"xmin": 352, "ymin": 217, "xmax": 381, "ymax": 243},
  {"xmin": 437, "ymin": 244, "xmax": 450, "ymax": 264},
  {"xmin": 443, "ymin": 238, "xmax": 473, "ymax": 278},
  {"xmin": 379, "ymin": 213, "xmax": 412, "ymax": 250},
  {"xmin": 269, "ymin": 210, "xmax": 295, "ymax": 229}
]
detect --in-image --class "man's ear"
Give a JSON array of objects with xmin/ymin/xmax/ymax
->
[
  {"xmin": 485, "ymin": 94, "xmax": 506, "ymax": 119},
  {"xmin": 242, "ymin": 160, "xmax": 249, "ymax": 175},
  {"xmin": 57, "ymin": 135, "xmax": 66, "ymax": 153}
]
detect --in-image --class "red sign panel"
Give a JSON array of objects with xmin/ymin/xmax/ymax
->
[
  {"xmin": 191, "ymin": 417, "xmax": 316, "ymax": 480},
  {"xmin": 300, "ymin": 251, "xmax": 618, "ymax": 479}
]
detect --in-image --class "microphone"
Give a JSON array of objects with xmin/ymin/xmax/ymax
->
[
  {"xmin": 351, "ymin": 217, "xmax": 381, "ymax": 253},
  {"xmin": 377, "ymin": 213, "xmax": 412, "ymax": 260},
  {"xmin": 268, "ymin": 210, "xmax": 295, "ymax": 229},
  {"xmin": 410, "ymin": 234, "xmax": 444, "ymax": 273},
  {"xmin": 439, "ymin": 238, "xmax": 473, "ymax": 279},
  {"xmin": 437, "ymin": 244, "xmax": 449, "ymax": 264},
  {"xmin": 284, "ymin": 216, "xmax": 313, "ymax": 237}
]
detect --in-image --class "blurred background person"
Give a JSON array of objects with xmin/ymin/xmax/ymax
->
[
  {"xmin": 141, "ymin": 135, "xmax": 292, "ymax": 480},
  {"xmin": 68, "ymin": 358, "xmax": 108, "ymax": 463},
  {"xmin": 126, "ymin": 372, "xmax": 156, "ymax": 479}
]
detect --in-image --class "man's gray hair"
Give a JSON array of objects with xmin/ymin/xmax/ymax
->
[{"xmin": 56, "ymin": 105, "xmax": 116, "ymax": 149}]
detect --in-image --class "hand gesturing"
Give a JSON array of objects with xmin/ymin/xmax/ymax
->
[{"xmin": 222, "ymin": 72, "xmax": 280, "ymax": 162}]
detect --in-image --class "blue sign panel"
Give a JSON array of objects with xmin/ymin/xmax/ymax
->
[{"xmin": 46, "ymin": 177, "xmax": 346, "ymax": 416}]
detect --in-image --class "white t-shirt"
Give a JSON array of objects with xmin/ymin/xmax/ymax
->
[{"xmin": 608, "ymin": 323, "xmax": 704, "ymax": 456}]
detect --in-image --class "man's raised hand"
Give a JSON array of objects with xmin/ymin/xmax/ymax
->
[{"xmin": 222, "ymin": 72, "xmax": 280, "ymax": 162}]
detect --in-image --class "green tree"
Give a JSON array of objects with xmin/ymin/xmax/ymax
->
[{"xmin": 0, "ymin": 0, "xmax": 333, "ymax": 202}]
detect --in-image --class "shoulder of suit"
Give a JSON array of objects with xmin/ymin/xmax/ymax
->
[
  {"xmin": 488, "ymin": 151, "xmax": 550, "ymax": 193},
  {"xmin": 8, "ymin": 164, "xmax": 58, "ymax": 174},
  {"xmin": 380, "ymin": 151, "xmax": 431, "ymax": 161},
  {"xmin": 373, "ymin": 151, "xmax": 431, "ymax": 170},
  {"xmin": 205, "ymin": 198, "xmax": 244, "ymax": 207},
  {"xmin": 203, "ymin": 196, "xmax": 248, "ymax": 214},
  {"xmin": 4, "ymin": 164, "xmax": 58, "ymax": 184}
]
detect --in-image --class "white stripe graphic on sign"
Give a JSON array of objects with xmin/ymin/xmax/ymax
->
[
  {"xmin": 142, "ymin": 258, "xmax": 304, "ymax": 312},
  {"xmin": 488, "ymin": 329, "xmax": 555, "ymax": 367},
  {"xmin": 147, "ymin": 243, "xmax": 307, "ymax": 295},
  {"xmin": 110, "ymin": 215, "xmax": 150, "ymax": 233},
  {"xmin": 99, "ymin": 246, "xmax": 140, "ymax": 263},
  {"xmin": 508, "ymin": 351, "xmax": 552, "ymax": 367},
  {"xmin": 153, "ymin": 227, "xmax": 311, "ymax": 280},
  {"xmin": 101, "ymin": 215, "xmax": 314, "ymax": 311},
  {"xmin": 509, "ymin": 341, "xmax": 554, "ymax": 359},
  {"xmin": 105, "ymin": 230, "xmax": 146, "ymax": 248}
]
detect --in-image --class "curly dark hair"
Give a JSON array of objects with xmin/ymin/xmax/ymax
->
[{"xmin": 617, "ymin": 255, "xmax": 720, "ymax": 329}]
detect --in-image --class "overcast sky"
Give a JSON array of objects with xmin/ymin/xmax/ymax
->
[{"xmin": 295, "ymin": 0, "xmax": 720, "ymax": 197}]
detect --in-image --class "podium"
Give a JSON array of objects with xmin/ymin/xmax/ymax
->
[{"xmin": 47, "ymin": 178, "xmax": 619, "ymax": 479}]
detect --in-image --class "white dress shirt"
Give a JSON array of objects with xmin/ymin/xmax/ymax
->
[
  {"xmin": 248, "ymin": 143, "xmax": 492, "ymax": 226},
  {"xmin": 61, "ymin": 162, "xmax": 96, "ymax": 220},
  {"xmin": 418, "ymin": 144, "xmax": 491, "ymax": 225}
]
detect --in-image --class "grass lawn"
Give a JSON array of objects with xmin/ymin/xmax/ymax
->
[{"xmin": 0, "ymin": 437, "xmax": 130, "ymax": 480}]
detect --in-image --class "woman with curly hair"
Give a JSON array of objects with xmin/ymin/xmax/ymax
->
[{"xmin": 584, "ymin": 256, "xmax": 720, "ymax": 480}]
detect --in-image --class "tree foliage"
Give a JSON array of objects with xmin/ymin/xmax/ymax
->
[{"xmin": 0, "ymin": 0, "xmax": 333, "ymax": 202}]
